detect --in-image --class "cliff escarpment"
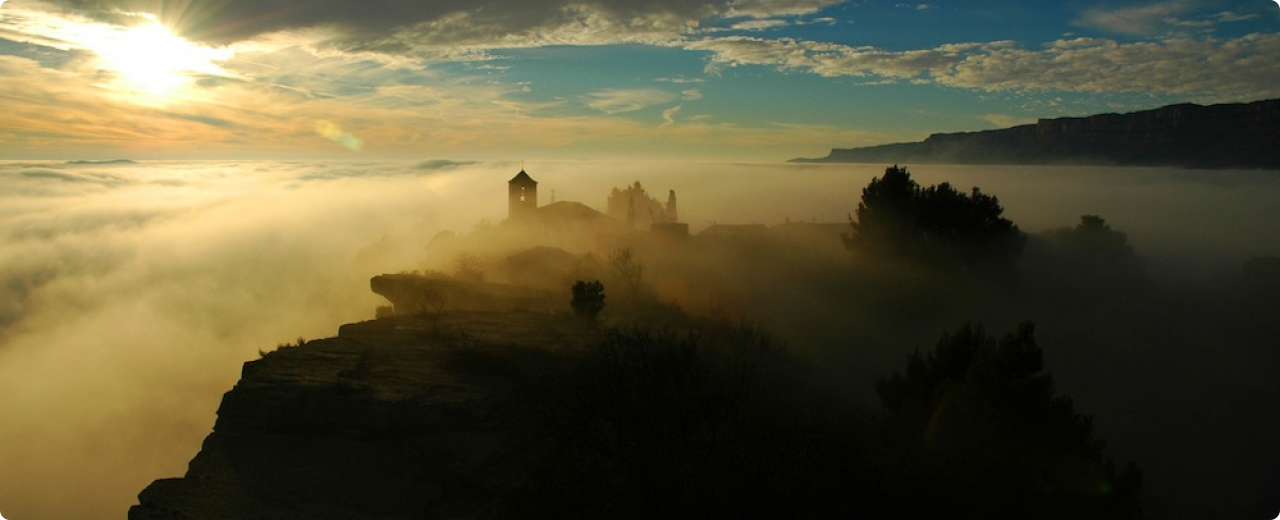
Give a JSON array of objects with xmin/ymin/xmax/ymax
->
[
  {"xmin": 794, "ymin": 98, "xmax": 1280, "ymax": 168},
  {"xmin": 128, "ymin": 311, "xmax": 599, "ymax": 520}
]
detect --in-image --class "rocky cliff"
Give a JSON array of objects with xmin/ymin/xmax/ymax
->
[
  {"xmin": 128, "ymin": 311, "xmax": 599, "ymax": 520},
  {"xmin": 793, "ymin": 98, "xmax": 1280, "ymax": 168}
]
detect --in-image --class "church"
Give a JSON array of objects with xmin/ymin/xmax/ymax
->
[{"xmin": 505, "ymin": 169, "xmax": 688, "ymax": 239}]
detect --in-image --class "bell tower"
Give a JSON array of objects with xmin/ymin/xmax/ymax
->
[{"xmin": 508, "ymin": 170, "xmax": 538, "ymax": 220}]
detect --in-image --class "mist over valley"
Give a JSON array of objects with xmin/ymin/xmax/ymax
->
[{"xmin": 1, "ymin": 159, "xmax": 1277, "ymax": 519}]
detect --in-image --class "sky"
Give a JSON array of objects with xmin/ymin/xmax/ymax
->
[{"xmin": 0, "ymin": 0, "xmax": 1277, "ymax": 161}]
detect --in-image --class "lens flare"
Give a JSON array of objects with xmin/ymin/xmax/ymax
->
[{"xmin": 316, "ymin": 120, "xmax": 364, "ymax": 151}]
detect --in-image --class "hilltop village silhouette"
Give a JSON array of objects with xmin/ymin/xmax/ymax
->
[
  {"xmin": 371, "ymin": 169, "xmax": 848, "ymax": 317},
  {"xmin": 506, "ymin": 168, "xmax": 847, "ymax": 244},
  {"xmin": 507, "ymin": 169, "xmax": 686, "ymax": 238}
]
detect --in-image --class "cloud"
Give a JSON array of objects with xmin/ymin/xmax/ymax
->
[
  {"xmin": 20, "ymin": 168, "xmax": 132, "ymax": 186},
  {"xmin": 1073, "ymin": 0, "xmax": 1200, "ymax": 35},
  {"xmin": 38, "ymin": 0, "xmax": 841, "ymax": 53},
  {"xmin": 656, "ymin": 76, "xmax": 707, "ymax": 83},
  {"xmin": 687, "ymin": 36, "xmax": 967, "ymax": 78},
  {"xmin": 417, "ymin": 159, "xmax": 478, "ymax": 171},
  {"xmin": 727, "ymin": 0, "xmax": 843, "ymax": 17},
  {"xmin": 660, "ymin": 105, "xmax": 682, "ymax": 128},
  {"xmin": 1212, "ymin": 11, "xmax": 1259, "ymax": 23},
  {"xmin": 685, "ymin": 33, "xmax": 1280, "ymax": 103},
  {"xmin": 169, "ymin": 113, "xmax": 240, "ymax": 128},
  {"xmin": 585, "ymin": 88, "xmax": 679, "ymax": 114},
  {"xmin": 729, "ymin": 18, "xmax": 791, "ymax": 31},
  {"xmin": 0, "ymin": 160, "xmax": 517, "ymax": 518},
  {"xmin": 943, "ymin": 34, "xmax": 1280, "ymax": 101}
]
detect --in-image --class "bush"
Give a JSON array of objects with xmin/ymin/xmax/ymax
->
[
  {"xmin": 874, "ymin": 323, "xmax": 1142, "ymax": 519},
  {"xmin": 570, "ymin": 280, "xmax": 606, "ymax": 320}
]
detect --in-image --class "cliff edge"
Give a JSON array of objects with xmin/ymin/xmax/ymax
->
[
  {"xmin": 128, "ymin": 310, "xmax": 598, "ymax": 520},
  {"xmin": 793, "ymin": 98, "xmax": 1280, "ymax": 168}
]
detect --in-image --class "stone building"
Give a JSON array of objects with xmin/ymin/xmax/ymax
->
[{"xmin": 508, "ymin": 170, "xmax": 538, "ymax": 221}]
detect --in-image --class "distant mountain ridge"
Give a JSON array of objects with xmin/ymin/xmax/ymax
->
[{"xmin": 792, "ymin": 98, "xmax": 1280, "ymax": 169}]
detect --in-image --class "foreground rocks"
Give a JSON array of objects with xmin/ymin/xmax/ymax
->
[{"xmin": 129, "ymin": 312, "xmax": 598, "ymax": 520}]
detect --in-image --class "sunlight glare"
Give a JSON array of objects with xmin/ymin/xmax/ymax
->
[{"xmin": 76, "ymin": 14, "xmax": 233, "ymax": 101}]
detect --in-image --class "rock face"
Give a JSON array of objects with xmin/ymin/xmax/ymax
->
[
  {"xmin": 128, "ymin": 311, "xmax": 598, "ymax": 520},
  {"xmin": 793, "ymin": 98, "xmax": 1280, "ymax": 169}
]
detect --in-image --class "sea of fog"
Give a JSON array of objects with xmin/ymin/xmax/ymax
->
[{"xmin": 1, "ymin": 159, "xmax": 1277, "ymax": 519}]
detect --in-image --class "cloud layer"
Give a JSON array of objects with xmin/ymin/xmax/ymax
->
[
  {"xmin": 686, "ymin": 32, "xmax": 1280, "ymax": 103},
  {"xmin": 41, "ymin": 0, "xmax": 842, "ymax": 48}
]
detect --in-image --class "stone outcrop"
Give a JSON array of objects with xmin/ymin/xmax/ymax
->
[
  {"xmin": 129, "ymin": 311, "xmax": 599, "ymax": 520},
  {"xmin": 793, "ymin": 98, "xmax": 1280, "ymax": 169}
]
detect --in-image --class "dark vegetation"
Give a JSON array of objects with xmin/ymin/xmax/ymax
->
[
  {"xmin": 517, "ymin": 165, "xmax": 1146, "ymax": 518},
  {"xmin": 874, "ymin": 323, "xmax": 1142, "ymax": 519},
  {"xmin": 139, "ymin": 165, "xmax": 1280, "ymax": 519},
  {"xmin": 521, "ymin": 319, "xmax": 1140, "ymax": 519},
  {"xmin": 845, "ymin": 164, "xmax": 1024, "ymax": 278},
  {"xmin": 570, "ymin": 280, "xmax": 606, "ymax": 320}
]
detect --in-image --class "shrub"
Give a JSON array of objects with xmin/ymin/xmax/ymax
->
[
  {"xmin": 570, "ymin": 280, "xmax": 606, "ymax": 320},
  {"xmin": 875, "ymin": 323, "xmax": 1143, "ymax": 519}
]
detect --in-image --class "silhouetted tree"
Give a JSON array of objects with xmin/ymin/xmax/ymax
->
[
  {"xmin": 608, "ymin": 247, "xmax": 645, "ymax": 296},
  {"xmin": 1026, "ymin": 215, "xmax": 1147, "ymax": 306},
  {"xmin": 846, "ymin": 165, "xmax": 1024, "ymax": 276},
  {"xmin": 453, "ymin": 253, "xmax": 485, "ymax": 283},
  {"xmin": 875, "ymin": 323, "xmax": 1142, "ymax": 519},
  {"xmin": 1043, "ymin": 215, "xmax": 1135, "ymax": 262},
  {"xmin": 570, "ymin": 280, "xmax": 606, "ymax": 320}
]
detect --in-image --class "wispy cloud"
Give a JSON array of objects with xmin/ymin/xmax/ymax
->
[
  {"xmin": 585, "ymin": 88, "xmax": 679, "ymax": 114},
  {"xmin": 660, "ymin": 105, "xmax": 682, "ymax": 128},
  {"xmin": 1073, "ymin": 0, "xmax": 1199, "ymax": 35},
  {"xmin": 656, "ymin": 76, "xmax": 708, "ymax": 83},
  {"xmin": 1212, "ymin": 11, "xmax": 1259, "ymax": 23},
  {"xmin": 729, "ymin": 19, "xmax": 791, "ymax": 31},
  {"xmin": 416, "ymin": 159, "xmax": 479, "ymax": 170}
]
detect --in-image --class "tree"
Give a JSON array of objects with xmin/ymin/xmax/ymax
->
[
  {"xmin": 875, "ymin": 323, "xmax": 1143, "ymax": 519},
  {"xmin": 453, "ymin": 253, "xmax": 485, "ymax": 283},
  {"xmin": 846, "ymin": 165, "xmax": 1024, "ymax": 275},
  {"xmin": 608, "ymin": 247, "xmax": 645, "ymax": 296},
  {"xmin": 1028, "ymin": 215, "xmax": 1147, "ymax": 304},
  {"xmin": 1044, "ymin": 215, "xmax": 1134, "ymax": 262},
  {"xmin": 570, "ymin": 280, "xmax": 606, "ymax": 320}
]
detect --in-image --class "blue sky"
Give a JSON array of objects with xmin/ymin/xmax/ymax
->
[{"xmin": 0, "ymin": 0, "xmax": 1277, "ymax": 160}]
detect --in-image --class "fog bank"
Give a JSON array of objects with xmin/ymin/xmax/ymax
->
[{"xmin": 0, "ymin": 160, "xmax": 1276, "ymax": 519}]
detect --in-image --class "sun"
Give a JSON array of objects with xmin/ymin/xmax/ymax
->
[{"xmin": 74, "ymin": 14, "xmax": 234, "ymax": 102}]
